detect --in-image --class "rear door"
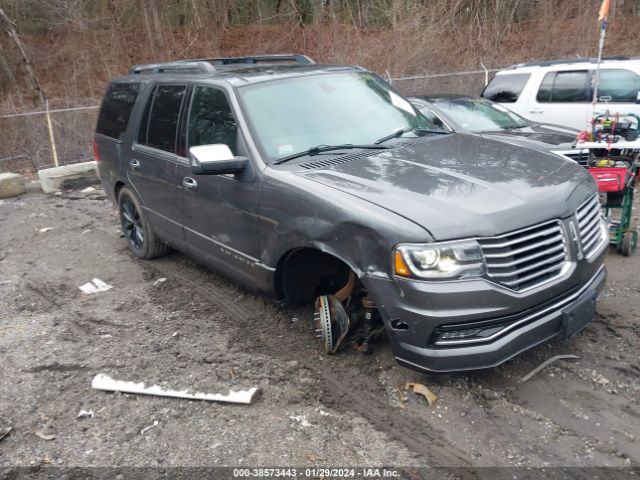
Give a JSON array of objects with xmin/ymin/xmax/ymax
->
[
  {"xmin": 128, "ymin": 83, "xmax": 188, "ymax": 247},
  {"xmin": 176, "ymin": 84, "xmax": 261, "ymax": 286},
  {"xmin": 94, "ymin": 81, "xmax": 141, "ymax": 202},
  {"xmin": 526, "ymin": 70, "xmax": 591, "ymax": 129}
]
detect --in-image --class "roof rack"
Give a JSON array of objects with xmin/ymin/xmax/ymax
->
[
  {"xmin": 128, "ymin": 54, "xmax": 314, "ymax": 75},
  {"xmin": 509, "ymin": 56, "xmax": 629, "ymax": 69},
  {"xmin": 129, "ymin": 61, "xmax": 216, "ymax": 75},
  {"xmin": 204, "ymin": 54, "xmax": 315, "ymax": 66}
]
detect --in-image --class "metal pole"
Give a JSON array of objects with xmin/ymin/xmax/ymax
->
[
  {"xmin": 45, "ymin": 99, "xmax": 59, "ymax": 167},
  {"xmin": 590, "ymin": 13, "xmax": 608, "ymax": 131},
  {"xmin": 480, "ymin": 62, "xmax": 489, "ymax": 87}
]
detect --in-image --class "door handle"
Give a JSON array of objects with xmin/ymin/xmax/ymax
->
[
  {"xmin": 129, "ymin": 159, "xmax": 141, "ymax": 170},
  {"xmin": 182, "ymin": 177, "xmax": 198, "ymax": 190},
  {"xmin": 529, "ymin": 109, "xmax": 543, "ymax": 114}
]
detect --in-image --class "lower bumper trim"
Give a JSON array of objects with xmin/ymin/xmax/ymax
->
[{"xmin": 392, "ymin": 265, "xmax": 606, "ymax": 373}]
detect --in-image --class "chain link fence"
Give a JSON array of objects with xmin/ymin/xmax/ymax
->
[
  {"xmin": 390, "ymin": 68, "xmax": 499, "ymax": 97},
  {"xmin": 0, "ymin": 68, "xmax": 500, "ymax": 175},
  {"xmin": 0, "ymin": 105, "xmax": 99, "ymax": 174}
]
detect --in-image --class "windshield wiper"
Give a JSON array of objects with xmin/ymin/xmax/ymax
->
[
  {"xmin": 374, "ymin": 127, "xmax": 449, "ymax": 145},
  {"xmin": 273, "ymin": 144, "xmax": 389, "ymax": 165}
]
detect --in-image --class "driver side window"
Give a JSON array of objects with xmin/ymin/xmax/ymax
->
[{"xmin": 188, "ymin": 86, "xmax": 237, "ymax": 154}]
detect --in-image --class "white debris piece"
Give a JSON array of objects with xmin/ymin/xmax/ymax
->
[
  {"xmin": 77, "ymin": 409, "xmax": 94, "ymax": 419},
  {"xmin": 91, "ymin": 374, "xmax": 260, "ymax": 405},
  {"xmin": 289, "ymin": 415, "xmax": 312, "ymax": 428},
  {"xmin": 79, "ymin": 278, "xmax": 113, "ymax": 294},
  {"xmin": 39, "ymin": 227, "xmax": 54, "ymax": 233},
  {"xmin": 153, "ymin": 277, "xmax": 167, "ymax": 286},
  {"xmin": 81, "ymin": 186, "xmax": 96, "ymax": 193},
  {"xmin": 140, "ymin": 420, "xmax": 159, "ymax": 435}
]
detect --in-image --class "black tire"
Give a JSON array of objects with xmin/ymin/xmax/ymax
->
[
  {"xmin": 118, "ymin": 186, "xmax": 169, "ymax": 259},
  {"xmin": 620, "ymin": 232, "xmax": 634, "ymax": 257}
]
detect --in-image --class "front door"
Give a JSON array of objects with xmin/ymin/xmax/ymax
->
[{"xmin": 177, "ymin": 84, "xmax": 261, "ymax": 287}]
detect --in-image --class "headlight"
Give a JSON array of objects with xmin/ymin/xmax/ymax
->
[{"xmin": 394, "ymin": 240, "xmax": 486, "ymax": 280}]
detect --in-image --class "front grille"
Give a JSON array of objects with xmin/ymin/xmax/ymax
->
[
  {"xmin": 478, "ymin": 221, "xmax": 568, "ymax": 291},
  {"xmin": 555, "ymin": 149, "xmax": 589, "ymax": 166},
  {"xmin": 576, "ymin": 195, "xmax": 605, "ymax": 258}
]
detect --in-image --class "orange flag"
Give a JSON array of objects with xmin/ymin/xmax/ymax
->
[{"xmin": 598, "ymin": 0, "xmax": 610, "ymax": 21}]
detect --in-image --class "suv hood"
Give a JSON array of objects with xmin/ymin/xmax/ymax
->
[{"xmin": 296, "ymin": 133, "xmax": 595, "ymax": 240}]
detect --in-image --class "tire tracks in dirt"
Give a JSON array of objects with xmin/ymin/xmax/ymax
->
[{"xmin": 147, "ymin": 255, "xmax": 475, "ymax": 467}]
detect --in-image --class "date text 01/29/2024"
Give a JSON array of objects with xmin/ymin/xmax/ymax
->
[{"xmin": 232, "ymin": 468, "xmax": 400, "ymax": 478}]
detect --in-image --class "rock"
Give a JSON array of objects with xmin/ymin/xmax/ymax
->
[
  {"xmin": 0, "ymin": 173, "xmax": 26, "ymax": 199},
  {"xmin": 37, "ymin": 161, "xmax": 98, "ymax": 194}
]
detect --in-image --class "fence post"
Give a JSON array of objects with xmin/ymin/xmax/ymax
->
[
  {"xmin": 480, "ymin": 63, "xmax": 489, "ymax": 87},
  {"xmin": 44, "ymin": 99, "xmax": 59, "ymax": 167}
]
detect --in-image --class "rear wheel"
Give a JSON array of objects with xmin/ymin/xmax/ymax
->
[{"xmin": 118, "ymin": 186, "xmax": 169, "ymax": 259}]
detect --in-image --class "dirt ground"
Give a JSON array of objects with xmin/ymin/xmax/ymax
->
[{"xmin": 0, "ymin": 184, "xmax": 639, "ymax": 475}]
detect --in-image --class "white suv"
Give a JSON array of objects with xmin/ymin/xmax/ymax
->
[{"xmin": 482, "ymin": 57, "xmax": 640, "ymax": 130}]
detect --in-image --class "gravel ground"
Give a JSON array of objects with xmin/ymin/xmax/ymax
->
[{"xmin": 0, "ymin": 185, "xmax": 639, "ymax": 474}]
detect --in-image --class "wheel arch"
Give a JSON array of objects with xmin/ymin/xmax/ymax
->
[{"xmin": 274, "ymin": 246, "xmax": 358, "ymax": 305}]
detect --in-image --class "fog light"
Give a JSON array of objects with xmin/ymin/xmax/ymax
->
[{"xmin": 439, "ymin": 328, "xmax": 482, "ymax": 340}]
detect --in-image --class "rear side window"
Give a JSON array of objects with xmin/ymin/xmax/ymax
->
[
  {"xmin": 536, "ymin": 70, "xmax": 590, "ymax": 103},
  {"xmin": 138, "ymin": 84, "xmax": 187, "ymax": 153},
  {"xmin": 96, "ymin": 83, "xmax": 140, "ymax": 140},
  {"xmin": 187, "ymin": 86, "xmax": 238, "ymax": 153},
  {"xmin": 481, "ymin": 73, "xmax": 530, "ymax": 103},
  {"xmin": 597, "ymin": 69, "xmax": 640, "ymax": 102}
]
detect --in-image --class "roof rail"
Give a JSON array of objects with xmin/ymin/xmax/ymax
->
[
  {"xmin": 202, "ymin": 54, "xmax": 315, "ymax": 66},
  {"xmin": 128, "ymin": 61, "xmax": 216, "ymax": 75},
  {"xmin": 509, "ymin": 56, "xmax": 629, "ymax": 69}
]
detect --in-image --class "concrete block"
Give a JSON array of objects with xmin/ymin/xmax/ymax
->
[
  {"xmin": 0, "ymin": 172, "xmax": 26, "ymax": 199},
  {"xmin": 37, "ymin": 161, "xmax": 98, "ymax": 194}
]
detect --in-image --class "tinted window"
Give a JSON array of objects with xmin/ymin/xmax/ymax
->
[
  {"xmin": 96, "ymin": 83, "xmax": 140, "ymax": 140},
  {"xmin": 188, "ymin": 87, "xmax": 237, "ymax": 154},
  {"xmin": 481, "ymin": 73, "xmax": 530, "ymax": 103},
  {"xmin": 537, "ymin": 70, "xmax": 589, "ymax": 103},
  {"xmin": 142, "ymin": 85, "xmax": 186, "ymax": 153},
  {"xmin": 597, "ymin": 69, "xmax": 640, "ymax": 102},
  {"xmin": 536, "ymin": 73, "xmax": 554, "ymax": 102}
]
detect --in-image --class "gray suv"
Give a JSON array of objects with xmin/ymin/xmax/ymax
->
[{"xmin": 94, "ymin": 55, "xmax": 608, "ymax": 373}]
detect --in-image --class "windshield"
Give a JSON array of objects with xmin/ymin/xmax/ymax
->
[
  {"xmin": 238, "ymin": 72, "xmax": 437, "ymax": 162},
  {"xmin": 432, "ymin": 97, "xmax": 530, "ymax": 132}
]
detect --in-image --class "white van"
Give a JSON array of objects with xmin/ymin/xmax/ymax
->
[{"xmin": 482, "ymin": 57, "xmax": 640, "ymax": 130}]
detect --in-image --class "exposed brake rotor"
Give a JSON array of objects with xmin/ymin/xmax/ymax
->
[{"xmin": 314, "ymin": 294, "xmax": 350, "ymax": 354}]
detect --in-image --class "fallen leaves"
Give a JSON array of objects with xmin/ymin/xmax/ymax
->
[{"xmin": 404, "ymin": 382, "xmax": 438, "ymax": 407}]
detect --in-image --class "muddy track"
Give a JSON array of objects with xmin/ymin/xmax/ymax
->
[{"xmin": 147, "ymin": 255, "xmax": 475, "ymax": 467}]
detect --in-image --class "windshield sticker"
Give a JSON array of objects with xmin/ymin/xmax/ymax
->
[
  {"xmin": 389, "ymin": 91, "xmax": 416, "ymax": 115},
  {"xmin": 277, "ymin": 144, "xmax": 294, "ymax": 155}
]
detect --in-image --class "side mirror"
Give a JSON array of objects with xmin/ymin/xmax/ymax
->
[{"xmin": 189, "ymin": 144, "xmax": 248, "ymax": 175}]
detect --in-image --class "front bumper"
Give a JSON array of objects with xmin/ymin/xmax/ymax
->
[{"xmin": 364, "ymin": 263, "xmax": 607, "ymax": 373}]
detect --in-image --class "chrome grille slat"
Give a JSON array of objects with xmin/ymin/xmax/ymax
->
[
  {"xmin": 577, "ymin": 206, "xmax": 599, "ymax": 228},
  {"xmin": 482, "ymin": 235, "xmax": 562, "ymax": 259},
  {"xmin": 500, "ymin": 262, "xmax": 567, "ymax": 287},
  {"xmin": 487, "ymin": 252, "xmax": 566, "ymax": 278},
  {"xmin": 479, "ymin": 225, "xmax": 562, "ymax": 249},
  {"xmin": 478, "ymin": 220, "xmax": 568, "ymax": 291},
  {"xmin": 576, "ymin": 194, "xmax": 605, "ymax": 259},
  {"xmin": 484, "ymin": 243, "xmax": 564, "ymax": 269},
  {"xmin": 580, "ymin": 221, "xmax": 601, "ymax": 244}
]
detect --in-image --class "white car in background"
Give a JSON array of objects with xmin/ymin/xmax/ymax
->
[{"xmin": 482, "ymin": 57, "xmax": 640, "ymax": 130}]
